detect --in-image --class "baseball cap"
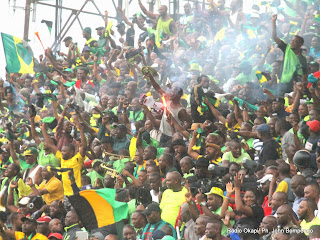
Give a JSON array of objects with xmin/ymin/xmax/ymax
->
[
  {"xmin": 42, "ymin": 117, "xmax": 58, "ymax": 130},
  {"xmin": 142, "ymin": 203, "xmax": 161, "ymax": 215},
  {"xmin": 63, "ymin": 68, "xmax": 74, "ymax": 73},
  {"xmin": 48, "ymin": 233, "xmax": 63, "ymax": 240},
  {"xmin": 205, "ymin": 187, "xmax": 225, "ymax": 199},
  {"xmin": 22, "ymin": 147, "xmax": 38, "ymax": 156},
  {"xmin": 306, "ymin": 99, "xmax": 314, "ymax": 105},
  {"xmin": 21, "ymin": 217, "xmax": 37, "ymax": 225},
  {"xmin": 188, "ymin": 123, "xmax": 202, "ymax": 131},
  {"xmin": 37, "ymin": 216, "xmax": 52, "ymax": 223},
  {"xmin": 273, "ymin": 97, "xmax": 285, "ymax": 104},
  {"xmin": 114, "ymin": 124, "xmax": 127, "ymax": 131},
  {"xmin": 83, "ymin": 27, "xmax": 92, "ymax": 34},
  {"xmin": 256, "ymin": 124, "xmax": 270, "ymax": 133},
  {"xmin": 83, "ymin": 46, "xmax": 91, "ymax": 52},
  {"xmin": 116, "ymin": 22, "xmax": 125, "ymax": 28},
  {"xmin": 95, "ymin": 27, "xmax": 104, "ymax": 30},
  {"xmin": 307, "ymin": 120, "xmax": 320, "ymax": 133},
  {"xmin": 195, "ymin": 157, "xmax": 209, "ymax": 167},
  {"xmin": 257, "ymin": 174, "xmax": 273, "ymax": 184},
  {"xmin": 285, "ymin": 92, "xmax": 294, "ymax": 98},
  {"xmin": 19, "ymin": 197, "xmax": 30, "ymax": 205},
  {"xmin": 63, "ymin": 36, "xmax": 72, "ymax": 42}
]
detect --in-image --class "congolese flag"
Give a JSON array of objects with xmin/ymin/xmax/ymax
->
[
  {"xmin": 68, "ymin": 188, "xmax": 128, "ymax": 231},
  {"xmin": 1, "ymin": 33, "xmax": 35, "ymax": 74}
]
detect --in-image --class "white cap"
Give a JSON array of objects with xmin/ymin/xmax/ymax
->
[
  {"xmin": 19, "ymin": 197, "xmax": 30, "ymax": 205},
  {"xmin": 285, "ymin": 92, "xmax": 294, "ymax": 98},
  {"xmin": 257, "ymin": 174, "xmax": 273, "ymax": 184}
]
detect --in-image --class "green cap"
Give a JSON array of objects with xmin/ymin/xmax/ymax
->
[
  {"xmin": 42, "ymin": 117, "xmax": 56, "ymax": 124},
  {"xmin": 306, "ymin": 99, "xmax": 314, "ymax": 105},
  {"xmin": 22, "ymin": 147, "xmax": 38, "ymax": 156},
  {"xmin": 63, "ymin": 68, "xmax": 74, "ymax": 73},
  {"xmin": 50, "ymin": 80, "xmax": 59, "ymax": 86},
  {"xmin": 83, "ymin": 27, "xmax": 92, "ymax": 35},
  {"xmin": 42, "ymin": 117, "xmax": 58, "ymax": 129},
  {"xmin": 64, "ymin": 81, "xmax": 76, "ymax": 87}
]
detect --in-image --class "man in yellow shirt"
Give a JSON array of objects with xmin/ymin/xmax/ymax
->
[
  {"xmin": 159, "ymin": 171, "xmax": 188, "ymax": 226},
  {"xmin": 40, "ymin": 114, "xmax": 86, "ymax": 196},
  {"xmin": 27, "ymin": 165, "xmax": 64, "ymax": 205},
  {"xmin": 14, "ymin": 217, "xmax": 48, "ymax": 240},
  {"xmin": 298, "ymin": 199, "xmax": 320, "ymax": 236},
  {"xmin": 274, "ymin": 162, "xmax": 295, "ymax": 204}
]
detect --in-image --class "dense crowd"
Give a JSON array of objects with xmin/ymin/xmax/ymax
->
[{"xmin": 2, "ymin": 0, "xmax": 320, "ymax": 239}]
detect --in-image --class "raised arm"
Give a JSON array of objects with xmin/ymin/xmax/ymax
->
[
  {"xmin": 117, "ymin": 6, "xmax": 134, "ymax": 28},
  {"xmin": 122, "ymin": 169, "xmax": 142, "ymax": 187},
  {"xmin": 233, "ymin": 100, "xmax": 243, "ymax": 125},
  {"xmin": 136, "ymin": 128, "xmax": 145, "ymax": 157},
  {"xmin": 272, "ymin": 14, "xmax": 281, "ymax": 45},
  {"xmin": 309, "ymin": 87, "xmax": 320, "ymax": 112},
  {"xmin": 145, "ymin": 73, "xmax": 165, "ymax": 96},
  {"xmin": 169, "ymin": 114, "xmax": 190, "ymax": 139},
  {"xmin": 74, "ymin": 114, "xmax": 87, "ymax": 157},
  {"xmin": 204, "ymin": 98, "xmax": 227, "ymax": 124},
  {"xmin": 40, "ymin": 123, "xmax": 58, "ymax": 155},
  {"xmin": 136, "ymin": 17, "xmax": 147, "ymax": 31},
  {"xmin": 188, "ymin": 131, "xmax": 200, "ymax": 160},
  {"xmin": 93, "ymin": 55, "xmax": 103, "ymax": 83},
  {"xmin": 234, "ymin": 174, "xmax": 253, "ymax": 216},
  {"xmin": 8, "ymin": 141, "xmax": 20, "ymax": 167},
  {"xmin": 292, "ymin": 82, "xmax": 303, "ymax": 113},
  {"xmin": 138, "ymin": 0, "xmax": 158, "ymax": 19},
  {"xmin": 141, "ymin": 105, "xmax": 161, "ymax": 127},
  {"xmin": 30, "ymin": 116, "xmax": 41, "ymax": 145},
  {"xmin": 221, "ymin": 182, "xmax": 234, "ymax": 218}
]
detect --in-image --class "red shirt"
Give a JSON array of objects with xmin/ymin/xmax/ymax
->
[{"xmin": 262, "ymin": 195, "xmax": 272, "ymax": 216}]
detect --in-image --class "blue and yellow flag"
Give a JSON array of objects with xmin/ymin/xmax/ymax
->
[{"xmin": 1, "ymin": 33, "xmax": 35, "ymax": 74}]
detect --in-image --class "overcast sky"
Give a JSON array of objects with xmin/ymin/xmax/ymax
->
[
  {"xmin": 0, "ymin": 0, "xmax": 244, "ymax": 79},
  {"xmin": 0, "ymin": 0, "xmax": 165, "ymax": 78}
]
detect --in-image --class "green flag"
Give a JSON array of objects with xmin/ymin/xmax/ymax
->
[
  {"xmin": 280, "ymin": 44, "xmax": 302, "ymax": 83},
  {"xmin": 1, "ymin": 32, "xmax": 35, "ymax": 74},
  {"xmin": 41, "ymin": 20, "xmax": 53, "ymax": 35}
]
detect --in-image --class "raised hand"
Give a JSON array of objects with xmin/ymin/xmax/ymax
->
[
  {"xmin": 234, "ymin": 173, "xmax": 243, "ymax": 189},
  {"xmin": 222, "ymin": 211, "xmax": 231, "ymax": 226},
  {"xmin": 226, "ymin": 182, "xmax": 234, "ymax": 194},
  {"xmin": 272, "ymin": 14, "xmax": 277, "ymax": 22},
  {"xmin": 185, "ymin": 187, "xmax": 193, "ymax": 203},
  {"xmin": 195, "ymin": 189, "xmax": 205, "ymax": 204}
]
